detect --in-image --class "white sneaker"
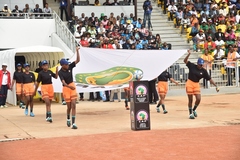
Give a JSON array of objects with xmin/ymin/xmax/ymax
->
[
  {"xmin": 0, "ymin": 105, "xmax": 3, "ymax": 108},
  {"xmin": 3, "ymin": 105, "xmax": 8, "ymax": 108}
]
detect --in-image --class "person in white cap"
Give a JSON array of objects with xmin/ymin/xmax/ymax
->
[
  {"xmin": 2, "ymin": 4, "xmax": 11, "ymax": 16},
  {"xmin": 0, "ymin": 63, "xmax": 11, "ymax": 108}
]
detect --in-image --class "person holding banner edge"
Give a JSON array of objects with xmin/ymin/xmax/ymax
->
[
  {"xmin": 156, "ymin": 70, "xmax": 178, "ymax": 114},
  {"xmin": 34, "ymin": 60, "xmax": 58, "ymax": 123},
  {"xmin": 184, "ymin": 50, "xmax": 219, "ymax": 119},
  {"xmin": 58, "ymin": 47, "xmax": 80, "ymax": 129}
]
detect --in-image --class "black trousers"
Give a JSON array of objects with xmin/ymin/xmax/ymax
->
[
  {"xmin": 89, "ymin": 92, "xmax": 101, "ymax": 100},
  {"xmin": 203, "ymin": 70, "xmax": 211, "ymax": 88},
  {"xmin": 105, "ymin": 91, "xmax": 110, "ymax": 101},
  {"xmin": 79, "ymin": 93, "xmax": 84, "ymax": 98},
  {"xmin": 227, "ymin": 68, "xmax": 234, "ymax": 86},
  {"xmin": 60, "ymin": 6, "xmax": 68, "ymax": 21},
  {"xmin": 0, "ymin": 85, "xmax": 8, "ymax": 105},
  {"xmin": 89, "ymin": 92, "xmax": 94, "ymax": 100},
  {"xmin": 148, "ymin": 80, "xmax": 159, "ymax": 103}
]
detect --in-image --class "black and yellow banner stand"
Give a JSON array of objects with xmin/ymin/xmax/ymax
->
[{"xmin": 130, "ymin": 81, "xmax": 151, "ymax": 131}]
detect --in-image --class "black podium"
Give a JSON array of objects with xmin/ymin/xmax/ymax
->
[{"xmin": 130, "ymin": 80, "xmax": 151, "ymax": 130}]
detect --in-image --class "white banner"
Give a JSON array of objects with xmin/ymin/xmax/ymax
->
[{"xmin": 52, "ymin": 47, "xmax": 187, "ymax": 92}]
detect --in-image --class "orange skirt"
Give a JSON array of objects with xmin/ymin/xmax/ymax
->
[
  {"xmin": 62, "ymin": 82, "xmax": 77, "ymax": 102},
  {"xmin": 157, "ymin": 81, "xmax": 168, "ymax": 95},
  {"xmin": 23, "ymin": 83, "xmax": 35, "ymax": 96},
  {"xmin": 186, "ymin": 79, "xmax": 200, "ymax": 95},
  {"xmin": 41, "ymin": 84, "xmax": 54, "ymax": 100},
  {"xmin": 16, "ymin": 83, "xmax": 22, "ymax": 95}
]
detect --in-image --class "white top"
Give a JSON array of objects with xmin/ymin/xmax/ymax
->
[
  {"xmin": 2, "ymin": 72, "xmax": 8, "ymax": 85},
  {"xmin": 125, "ymin": 24, "xmax": 134, "ymax": 32},
  {"xmin": 112, "ymin": 43, "xmax": 122, "ymax": 49},
  {"xmin": 215, "ymin": 40, "xmax": 225, "ymax": 46},
  {"xmin": 168, "ymin": 5, "xmax": 177, "ymax": 12},
  {"xmin": 43, "ymin": 7, "xmax": 52, "ymax": 13},
  {"xmin": 97, "ymin": 27, "xmax": 106, "ymax": 34},
  {"xmin": 74, "ymin": 30, "xmax": 82, "ymax": 38},
  {"xmin": 196, "ymin": 33, "xmax": 205, "ymax": 40},
  {"xmin": 213, "ymin": 49, "xmax": 224, "ymax": 59},
  {"xmin": 236, "ymin": 15, "xmax": 240, "ymax": 24}
]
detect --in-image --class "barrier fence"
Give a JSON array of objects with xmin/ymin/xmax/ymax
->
[
  {"xmin": 167, "ymin": 61, "xmax": 240, "ymax": 90},
  {"xmin": 0, "ymin": 12, "xmax": 54, "ymax": 19}
]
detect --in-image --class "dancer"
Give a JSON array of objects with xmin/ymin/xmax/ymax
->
[
  {"xmin": 34, "ymin": 60, "xmax": 58, "ymax": 123},
  {"xmin": 22, "ymin": 63, "xmax": 36, "ymax": 117},
  {"xmin": 156, "ymin": 70, "xmax": 178, "ymax": 114},
  {"xmin": 184, "ymin": 50, "xmax": 219, "ymax": 119},
  {"xmin": 58, "ymin": 47, "xmax": 80, "ymax": 129},
  {"xmin": 11, "ymin": 63, "xmax": 25, "ymax": 108}
]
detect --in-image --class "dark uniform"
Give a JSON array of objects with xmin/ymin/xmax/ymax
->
[
  {"xmin": 58, "ymin": 62, "xmax": 77, "ymax": 102},
  {"xmin": 37, "ymin": 70, "xmax": 56, "ymax": 100},
  {"xmin": 22, "ymin": 72, "xmax": 35, "ymax": 96},
  {"xmin": 13, "ymin": 71, "xmax": 23, "ymax": 95},
  {"xmin": 186, "ymin": 61, "xmax": 211, "ymax": 95},
  {"xmin": 157, "ymin": 71, "xmax": 172, "ymax": 95}
]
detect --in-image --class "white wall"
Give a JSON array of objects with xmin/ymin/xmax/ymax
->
[
  {"xmin": 0, "ymin": 0, "xmax": 43, "ymax": 11},
  {"xmin": 0, "ymin": 19, "xmax": 55, "ymax": 49},
  {"xmin": 75, "ymin": 6, "xmax": 135, "ymax": 18}
]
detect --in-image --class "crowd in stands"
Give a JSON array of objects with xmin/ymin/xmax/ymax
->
[
  {"xmin": 1, "ymin": 3, "xmax": 52, "ymax": 17},
  {"xmin": 166, "ymin": 0, "xmax": 240, "ymax": 87},
  {"xmin": 71, "ymin": 11, "xmax": 171, "ymax": 50},
  {"xmin": 166, "ymin": 0, "xmax": 240, "ymax": 55}
]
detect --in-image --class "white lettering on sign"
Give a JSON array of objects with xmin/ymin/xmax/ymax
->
[
  {"xmin": 139, "ymin": 123, "xmax": 146, "ymax": 128},
  {"xmin": 137, "ymin": 97, "xmax": 146, "ymax": 102}
]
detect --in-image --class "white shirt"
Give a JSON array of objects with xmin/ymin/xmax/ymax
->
[
  {"xmin": 213, "ymin": 49, "xmax": 224, "ymax": 59},
  {"xmin": 2, "ymin": 72, "xmax": 8, "ymax": 85},
  {"xmin": 219, "ymin": 9, "xmax": 228, "ymax": 17},
  {"xmin": 43, "ymin": 7, "xmax": 52, "ymax": 13},
  {"xmin": 112, "ymin": 43, "xmax": 122, "ymax": 49},
  {"xmin": 196, "ymin": 33, "xmax": 205, "ymax": 41},
  {"xmin": 215, "ymin": 40, "xmax": 225, "ymax": 46},
  {"xmin": 75, "ymin": 25, "xmax": 86, "ymax": 33},
  {"xmin": 168, "ymin": 5, "xmax": 177, "ymax": 12},
  {"xmin": 97, "ymin": 27, "xmax": 106, "ymax": 34},
  {"xmin": 236, "ymin": 15, "xmax": 240, "ymax": 24},
  {"xmin": 74, "ymin": 30, "xmax": 82, "ymax": 42},
  {"xmin": 125, "ymin": 24, "xmax": 134, "ymax": 32}
]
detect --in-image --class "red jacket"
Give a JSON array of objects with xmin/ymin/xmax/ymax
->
[
  {"xmin": 204, "ymin": 41, "xmax": 216, "ymax": 51},
  {"xmin": 0, "ymin": 70, "xmax": 11, "ymax": 88}
]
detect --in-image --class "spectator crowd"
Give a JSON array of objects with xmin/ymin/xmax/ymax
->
[
  {"xmin": 166, "ymin": 0, "xmax": 240, "ymax": 54},
  {"xmin": 71, "ymin": 11, "xmax": 170, "ymax": 50},
  {"xmin": 166, "ymin": 0, "xmax": 240, "ymax": 87}
]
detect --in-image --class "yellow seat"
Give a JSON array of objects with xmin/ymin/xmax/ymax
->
[
  {"xmin": 173, "ymin": 18, "xmax": 177, "ymax": 27},
  {"xmin": 167, "ymin": 11, "xmax": 170, "ymax": 21},
  {"xmin": 187, "ymin": 27, "xmax": 192, "ymax": 43},
  {"xmin": 161, "ymin": 1, "xmax": 165, "ymax": 10},
  {"xmin": 157, "ymin": 0, "xmax": 161, "ymax": 7}
]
